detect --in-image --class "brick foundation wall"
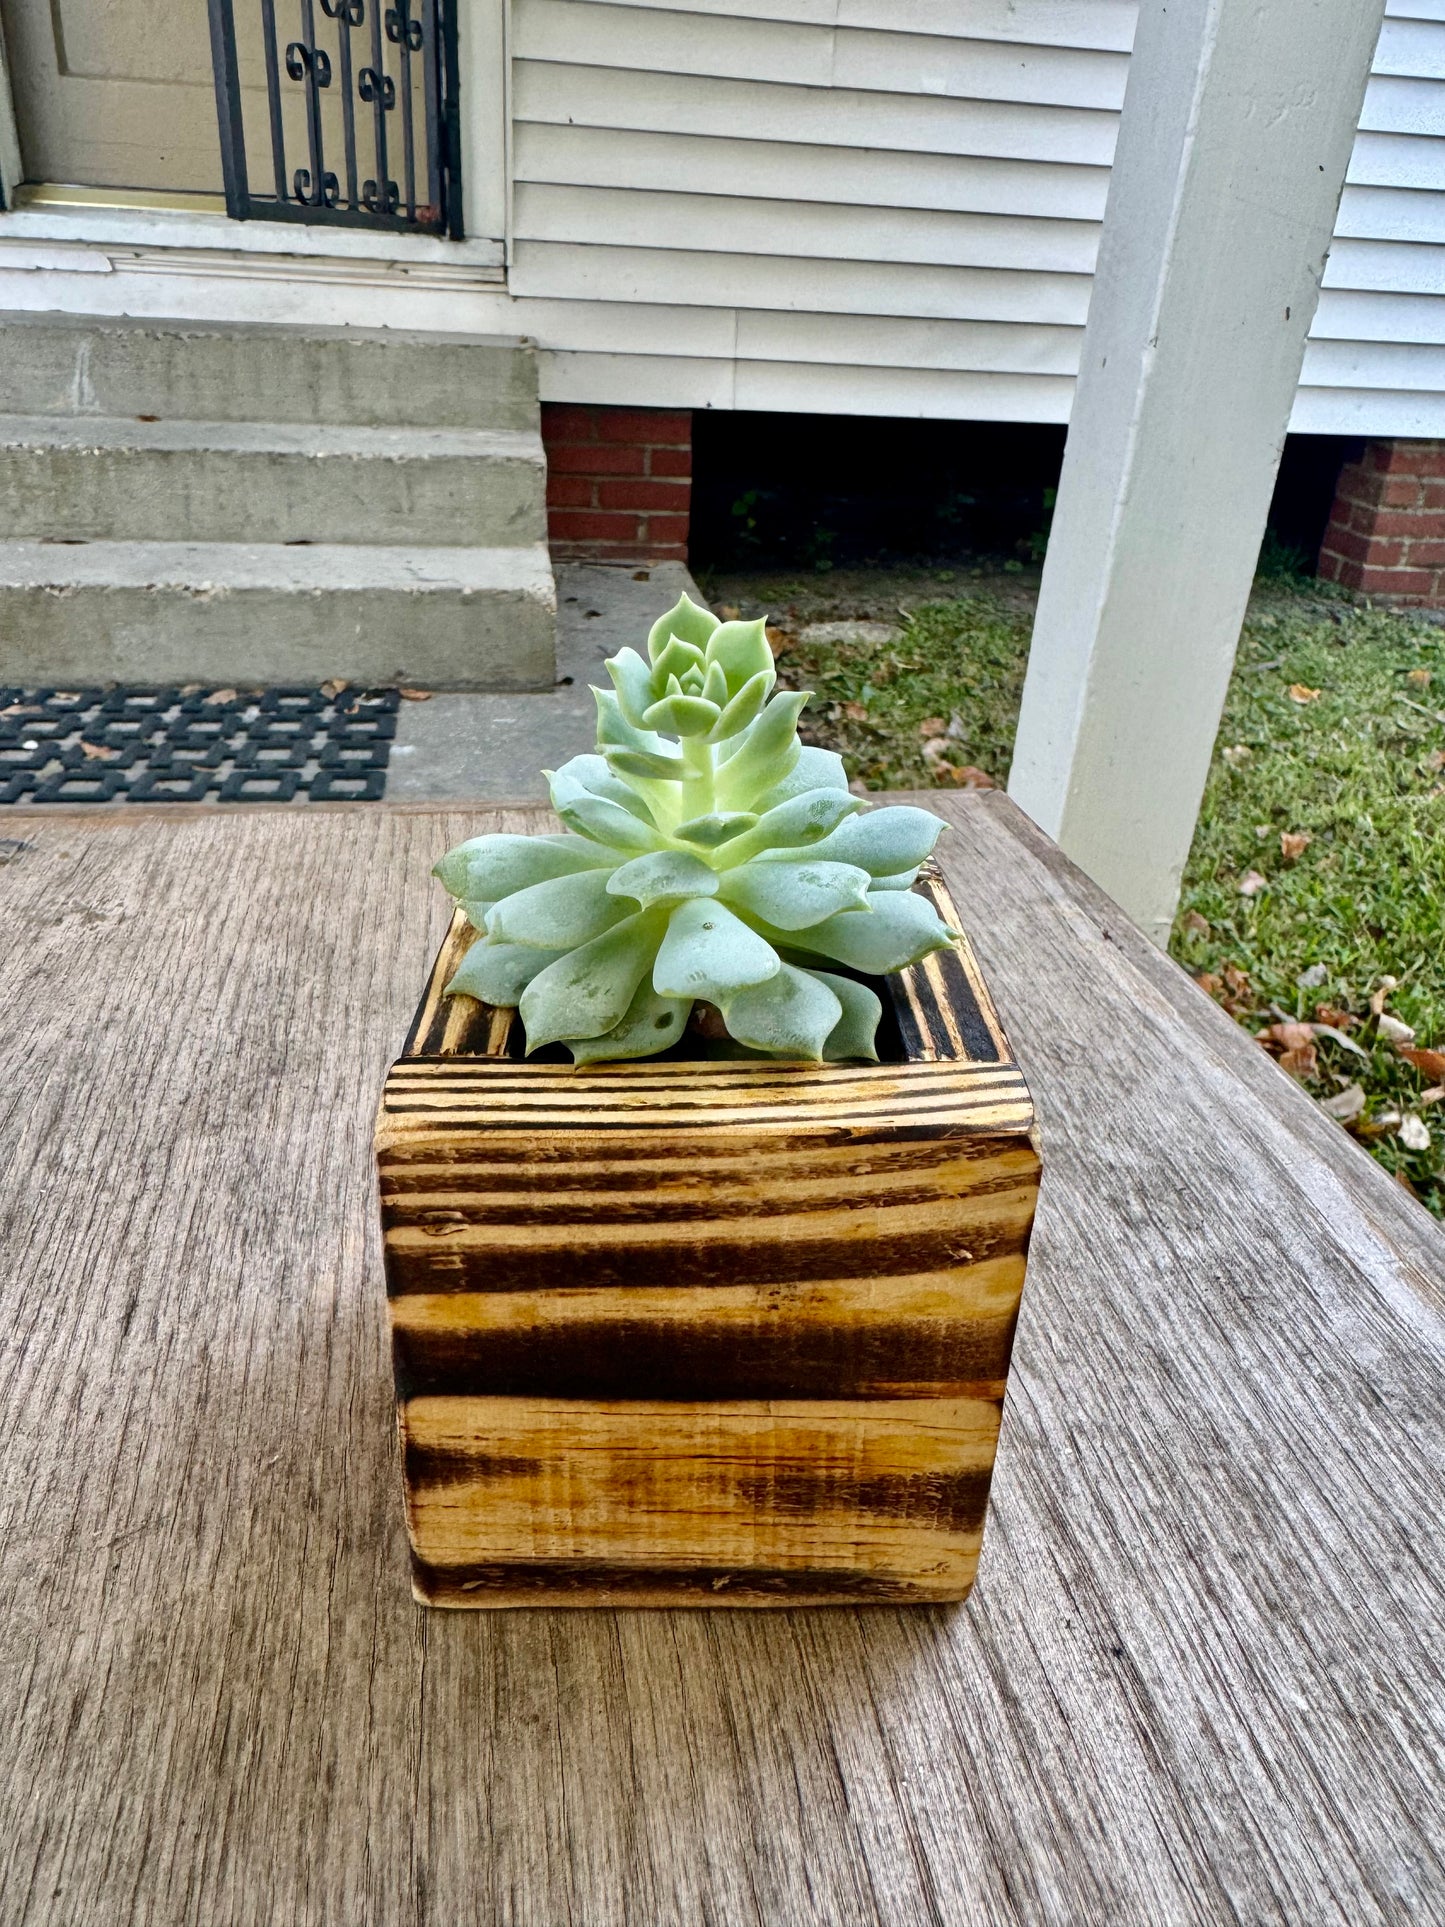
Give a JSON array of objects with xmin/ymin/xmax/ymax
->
[
  {"xmin": 542, "ymin": 404, "xmax": 692, "ymax": 563},
  {"xmin": 1318, "ymin": 439, "xmax": 1445, "ymax": 603}
]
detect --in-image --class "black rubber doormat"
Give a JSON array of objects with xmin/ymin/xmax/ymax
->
[{"xmin": 0, "ymin": 685, "xmax": 398, "ymax": 804}]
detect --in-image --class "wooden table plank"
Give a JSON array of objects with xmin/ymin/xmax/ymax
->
[{"xmin": 0, "ymin": 797, "xmax": 1440, "ymax": 1927}]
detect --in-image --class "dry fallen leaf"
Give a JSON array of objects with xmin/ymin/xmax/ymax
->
[
  {"xmin": 1321, "ymin": 1083, "xmax": 1366, "ymax": 1122},
  {"xmin": 319, "ymin": 678, "xmax": 348, "ymax": 699},
  {"xmin": 1260, "ymin": 1020, "xmax": 1318, "ymax": 1055},
  {"xmin": 1221, "ymin": 744, "xmax": 1252, "ymax": 766},
  {"xmin": 1407, "ymin": 667, "xmax": 1433, "ymax": 689},
  {"xmin": 78, "ymin": 741, "xmax": 116, "ymax": 761},
  {"xmin": 1370, "ymin": 976, "xmax": 1399, "ymax": 1017},
  {"xmin": 1181, "ymin": 909, "xmax": 1211, "ymax": 940},
  {"xmin": 1238, "ymin": 870, "xmax": 1269, "ymax": 897},
  {"xmin": 1280, "ymin": 830, "xmax": 1313, "ymax": 862},
  {"xmin": 1378, "ymin": 1013, "xmax": 1417, "ymax": 1045},
  {"xmin": 947, "ymin": 765, "xmax": 997, "ymax": 790},
  {"xmin": 715, "ymin": 604, "xmax": 741, "ymax": 622},
  {"xmin": 1428, "ymin": 748, "xmax": 1445, "ymax": 771},
  {"xmin": 398, "ymin": 688, "xmax": 434, "ymax": 702},
  {"xmin": 1279, "ymin": 1042, "xmax": 1319, "ymax": 1080},
  {"xmin": 1288, "ymin": 683, "xmax": 1321, "ymax": 704},
  {"xmin": 1399, "ymin": 1045, "xmax": 1445, "ymax": 1082},
  {"xmin": 204, "ymin": 687, "xmax": 237, "ymax": 706},
  {"xmin": 921, "ymin": 736, "xmax": 951, "ymax": 762},
  {"xmin": 1195, "ymin": 971, "xmax": 1222, "ymax": 999},
  {"xmin": 1315, "ymin": 1004, "xmax": 1355, "ymax": 1031},
  {"xmin": 1420, "ymin": 1084, "xmax": 1445, "ymax": 1107},
  {"xmin": 842, "ymin": 701, "xmax": 869, "ymax": 723},
  {"xmin": 918, "ymin": 717, "xmax": 948, "ymax": 738},
  {"xmin": 1399, "ymin": 1114, "xmax": 1432, "ymax": 1152}
]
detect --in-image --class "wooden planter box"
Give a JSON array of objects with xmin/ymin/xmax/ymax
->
[{"xmin": 375, "ymin": 872, "xmax": 1040, "ymax": 1608}]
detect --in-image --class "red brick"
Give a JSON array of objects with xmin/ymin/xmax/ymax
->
[
  {"xmin": 548, "ymin": 509, "xmax": 646, "ymax": 543},
  {"xmin": 599, "ymin": 478, "xmax": 692, "ymax": 512},
  {"xmin": 1317, "ymin": 549, "xmax": 1348, "ymax": 583},
  {"xmin": 1321, "ymin": 526, "xmax": 1378, "ymax": 566},
  {"xmin": 546, "ymin": 475, "xmax": 596, "ymax": 509},
  {"xmin": 1367, "ymin": 507, "xmax": 1445, "ymax": 539},
  {"xmin": 1403, "ymin": 536, "xmax": 1445, "ymax": 567},
  {"xmin": 647, "ymin": 445, "xmax": 693, "ymax": 478},
  {"xmin": 1423, "ymin": 480, "xmax": 1445, "ymax": 511},
  {"xmin": 1357, "ymin": 565, "xmax": 1435, "ymax": 596},
  {"xmin": 596, "ymin": 409, "xmax": 692, "ymax": 444},
  {"xmin": 1379, "ymin": 476, "xmax": 1424, "ymax": 508},
  {"xmin": 541, "ymin": 403, "xmax": 601, "ymax": 443},
  {"xmin": 546, "ymin": 441, "xmax": 646, "ymax": 477}
]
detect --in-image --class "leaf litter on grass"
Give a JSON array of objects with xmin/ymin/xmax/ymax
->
[{"xmin": 716, "ymin": 570, "xmax": 1445, "ymax": 1215}]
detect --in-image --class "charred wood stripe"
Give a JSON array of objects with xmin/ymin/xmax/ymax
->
[
  {"xmin": 391, "ymin": 1315, "xmax": 1017, "ymax": 1402},
  {"xmin": 376, "ymin": 1132, "xmax": 1036, "ymax": 1177},
  {"xmin": 379, "ymin": 1102, "xmax": 1036, "ymax": 1136},
  {"xmin": 411, "ymin": 1555, "xmax": 976, "ymax": 1607},
  {"xmin": 384, "ymin": 1061, "xmax": 1024, "ymax": 1094},
  {"xmin": 384, "ymin": 1214, "xmax": 1033, "ymax": 1294},
  {"xmin": 381, "ymin": 1167, "xmax": 1036, "ymax": 1224}
]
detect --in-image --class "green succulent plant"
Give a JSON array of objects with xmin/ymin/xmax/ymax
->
[{"xmin": 433, "ymin": 593, "xmax": 956, "ymax": 1063}]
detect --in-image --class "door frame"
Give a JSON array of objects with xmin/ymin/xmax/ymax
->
[{"xmin": 0, "ymin": 0, "xmax": 504, "ymax": 249}]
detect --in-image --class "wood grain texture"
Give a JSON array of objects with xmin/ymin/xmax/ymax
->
[
  {"xmin": 379, "ymin": 876, "xmax": 1039, "ymax": 1606},
  {"xmin": 0, "ymin": 797, "xmax": 1442, "ymax": 1923}
]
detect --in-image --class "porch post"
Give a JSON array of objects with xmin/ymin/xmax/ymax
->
[{"xmin": 1006, "ymin": 0, "xmax": 1385, "ymax": 946}]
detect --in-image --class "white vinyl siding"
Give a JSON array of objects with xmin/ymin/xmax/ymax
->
[{"xmin": 507, "ymin": 0, "xmax": 1445, "ymax": 432}]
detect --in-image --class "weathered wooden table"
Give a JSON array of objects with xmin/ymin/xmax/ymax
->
[{"xmin": 1, "ymin": 795, "xmax": 1441, "ymax": 1927}]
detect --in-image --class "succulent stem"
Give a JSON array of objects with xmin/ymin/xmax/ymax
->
[{"xmin": 680, "ymin": 735, "xmax": 716, "ymax": 821}]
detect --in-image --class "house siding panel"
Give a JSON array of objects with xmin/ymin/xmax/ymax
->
[{"xmin": 508, "ymin": 0, "xmax": 1445, "ymax": 434}]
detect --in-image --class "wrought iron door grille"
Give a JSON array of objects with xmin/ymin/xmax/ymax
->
[{"xmin": 207, "ymin": 0, "xmax": 462, "ymax": 236}]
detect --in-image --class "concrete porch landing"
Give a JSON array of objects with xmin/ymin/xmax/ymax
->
[{"xmin": 386, "ymin": 561, "xmax": 702, "ymax": 802}]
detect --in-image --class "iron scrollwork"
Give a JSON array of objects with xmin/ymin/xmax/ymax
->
[{"xmin": 206, "ymin": 0, "xmax": 461, "ymax": 235}]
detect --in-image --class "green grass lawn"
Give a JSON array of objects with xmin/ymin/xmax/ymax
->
[{"xmin": 716, "ymin": 571, "xmax": 1445, "ymax": 1214}]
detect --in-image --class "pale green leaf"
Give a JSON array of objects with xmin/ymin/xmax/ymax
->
[
  {"xmin": 520, "ymin": 910, "xmax": 667, "ymax": 1048},
  {"xmin": 594, "ymin": 687, "xmax": 668, "ymax": 757},
  {"xmin": 446, "ymin": 936, "xmax": 565, "ymax": 1007},
  {"xmin": 652, "ymin": 636, "xmax": 706, "ymax": 687},
  {"xmin": 704, "ymin": 617, "xmax": 773, "ymax": 692},
  {"xmin": 793, "ymin": 804, "xmax": 944, "ymax": 876},
  {"xmin": 721, "ymin": 963, "xmax": 841, "ymax": 1060},
  {"xmin": 674, "ymin": 812, "xmax": 757, "ymax": 848},
  {"xmin": 793, "ymin": 889, "xmax": 954, "ymax": 974},
  {"xmin": 642, "ymin": 692, "xmax": 720, "ymax": 737},
  {"xmin": 870, "ymin": 869, "xmax": 919, "ymax": 890},
  {"xmin": 805, "ymin": 969, "xmax": 882, "ymax": 1062},
  {"xmin": 605, "ymin": 647, "xmax": 657, "ymax": 729},
  {"xmin": 714, "ymin": 691, "xmax": 808, "ymax": 805},
  {"xmin": 718, "ymin": 859, "xmax": 872, "ymax": 930},
  {"xmin": 567, "ymin": 981, "xmax": 692, "ymax": 1064},
  {"xmin": 701, "ymin": 659, "xmax": 729, "ymax": 709},
  {"xmin": 608, "ymin": 849, "xmax": 720, "ymax": 908},
  {"xmin": 433, "ymin": 831, "xmax": 610, "ymax": 902},
  {"xmin": 708, "ymin": 669, "xmax": 772, "ymax": 745},
  {"xmin": 606, "ymin": 747, "xmax": 687, "ymax": 783},
  {"xmin": 717, "ymin": 788, "xmax": 863, "ymax": 866},
  {"xmin": 460, "ymin": 898, "xmax": 493, "ymax": 931},
  {"xmin": 653, "ymin": 899, "xmax": 780, "ymax": 1001},
  {"xmin": 647, "ymin": 591, "xmax": 718, "ymax": 661},
  {"xmin": 747, "ymin": 744, "xmax": 847, "ymax": 811},
  {"xmin": 486, "ymin": 868, "xmax": 632, "ymax": 949},
  {"xmin": 554, "ymin": 789, "xmax": 663, "ymax": 853}
]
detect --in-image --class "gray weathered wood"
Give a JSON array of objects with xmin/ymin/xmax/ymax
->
[{"xmin": 0, "ymin": 794, "xmax": 1441, "ymax": 1926}]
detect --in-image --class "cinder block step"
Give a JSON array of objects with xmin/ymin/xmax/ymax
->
[
  {"xmin": 0, "ymin": 313, "xmax": 540, "ymax": 431},
  {"xmin": 0, "ymin": 416, "xmax": 547, "ymax": 546},
  {"xmin": 0, "ymin": 540, "xmax": 556, "ymax": 690}
]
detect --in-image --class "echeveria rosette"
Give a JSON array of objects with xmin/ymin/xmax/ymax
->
[{"xmin": 433, "ymin": 593, "xmax": 956, "ymax": 1063}]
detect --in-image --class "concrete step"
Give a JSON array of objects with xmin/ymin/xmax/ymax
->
[
  {"xmin": 0, "ymin": 416, "xmax": 547, "ymax": 546},
  {"xmin": 0, "ymin": 540, "xmax": 556, "ymax": 689},
  {"xmin": 0, "ymin": 313, "xmax": 540, "ymax": 431}
]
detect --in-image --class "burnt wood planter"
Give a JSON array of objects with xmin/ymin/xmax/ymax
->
[{"xmin": 375, "ymin": 871, "xmax": 1040, "ymax": 1608}]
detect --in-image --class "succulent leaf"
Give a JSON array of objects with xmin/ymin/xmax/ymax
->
[
  {"xmin": 520, "ymin": 910, "xmax": 667, "ymax": 1050},
  {"xmin": 432, "ymin": 598, "xmax": 956, "ymax": 1062},
  {"xmin": 446, "ymin": 936, "xmax": 567, "ymax": 1006},
  {"xmin": 568, "ymin": 981, "xmax": 692, "ymax": 1065},
  {"xmin": 653, "ymin": 900, "xmax": 780, "ymax": 1002},
  {"xmin": 719, "ymin": 859, "xmax": 872, "ymax": 931},
  {"xmin": 809, "ymin": 969, "xmax": 883, "ymax": 1063},
  {"xmin": 648, "ymin": 592, "xmax": 718, "ymax": 661},
  {"xmin": 433, "ymin": 831, "xmax": 610, "ymax": 902},
  {"xmin": 791, "ymin": 890, "xmax": 955, "ymax": 975},
  {"xmin": 607, "ymin": 849, "xmax": 719, "ymax": 909},
  {"xmin": 722, "ymin": 964, "xmax": 842, "ymax": 1060},
  {"xmin": 486, "ymin": 868, "xmax": 630, "ymax": 949}
]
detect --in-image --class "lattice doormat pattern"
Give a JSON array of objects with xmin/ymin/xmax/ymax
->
[{"xmin": 0, "ymin": 685, "xmax": 399, "ymax": 804}]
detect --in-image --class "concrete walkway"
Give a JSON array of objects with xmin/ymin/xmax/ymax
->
[{"xmin": 386, "ymin": 561, "xmax": 702, "ymax": 803}]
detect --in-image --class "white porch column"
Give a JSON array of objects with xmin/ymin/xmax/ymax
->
[{"xmin": 1006, "ymin": 0, "xmax": 1385, "ymax": 946}]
